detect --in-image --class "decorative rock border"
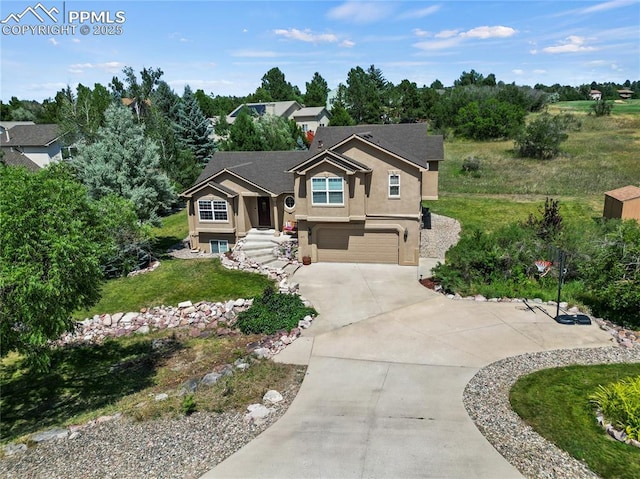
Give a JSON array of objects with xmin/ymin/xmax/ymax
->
[{"xmin": 463, "ymin": 347, "xmax": 640, "ymax": 479}]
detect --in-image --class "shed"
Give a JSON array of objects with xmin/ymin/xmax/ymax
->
[{"xmin": 603, "ymin": 185, "xmax": 640, "ymax": 221}]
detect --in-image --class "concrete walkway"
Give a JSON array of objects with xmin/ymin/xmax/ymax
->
[{"xmin": 201, "ymin": 264, "xmax": 613, "ymax": 479}]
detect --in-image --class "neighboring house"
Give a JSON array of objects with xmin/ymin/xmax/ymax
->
[
  {"xmin": 603, "ymin": 185, "xmax": 640, "ymax": 222},
  {"xmin": 589, "ymin": 90, "xmax": 602, "ymax": 100},
  {"xmin": 0, "ymin": 123, "xmax": 63, "ymax": 169},
  {"xmin": 181, "ymin": 123, "xmax": 444, "ymax": 265},
  {"xmin": 617, "ymin": 89, "xmax": 634, "ymax": 100},
  {"xmin": 226, "ymin": 101, "xmax": 302, "ymax": 125},
  {"xmin": 292, "ymin": 106, "xmax": 331, "ymax": 133}
]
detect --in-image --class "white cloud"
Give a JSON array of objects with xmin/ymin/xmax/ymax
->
[
  {"xmin": 533, "ymin": 69, "xmax": 546, "ymax": 74},
  {"xmin": 414, "ymin": 25, "xmax": 516, "ymax": 51},
  {"xmin": 512, "ymin": 69, "xmax": 525, "ymax": 75},
  {"xmin": 274, "ymin": 28, "xmax": 338, "ymax": 43},
  {"xmin": 48, "ymin": 38, "xmax": 58, "ymax": 46},
  {"xmin": 579, "ymin": 0, "xmax": 637, "ymax": 14},
  {"xmin": 397, "ymin": 5, "xmax": 440, "ymax": 20},
  {"xmin": 340, "ymin": 39, "xmax": 356, "ymax": 48},
  {"xmin": 327, "ymin": 1, "xmax": 394, "ymax": 24},
  {"xmin": 542, "ymin": 36, "xmax": 596, "ymax": 53},
  {"xmin": 67, "ymin": 61, "xmax": 124, "ymax": 74},
  {"xmin": 460, "ymin": 26, "xmax": 517, "ymax": 39},
  {"xmin": 436, "ymin": 29, "xmax": 460, "ymax": 39},
  {"xmin": 413, "ymin": 28, "xmax": 430, "ymax": 37},
  {"xmin": 72, "ymin": 38, "xmax": 80, "ymax": 43}
]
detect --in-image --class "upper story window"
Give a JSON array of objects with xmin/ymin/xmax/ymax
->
[
  {"xmin": 312, "ymin": 177, "xmax": 344, "ymax": 205},
  {"xmin": 389, "ymin": 173, "xmax": 400, "ymax": 198},
  {"xmin": 198, "ymin": 199, "xmax": 228, "ymax": 221}
]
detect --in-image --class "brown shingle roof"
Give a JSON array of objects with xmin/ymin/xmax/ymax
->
[{"xmin": 1, "ymin": 148, "xmax": 40, "ymax": 171}]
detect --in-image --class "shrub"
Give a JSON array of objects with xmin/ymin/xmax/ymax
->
[
  {"xmin": 461, "ymin": 156, "xmax": 481, "ymax": 173},
  {"xmin": 523, "ymin": 197, "xmax": 563, "ymax": 241},
  {"xmin": 578, "ymin": 220, "xmax": 640, "ymax": 328},
  {"xmin": 590, "ymin": 376, "xmax": 640, "ymax": 440},
  {"xmin": 590, "ymin": 99, "xmax": 613, "ymax": 117},
  {"xmin": 236, "ymin": 287, "xmax": 316, "ymax": 335},
  {"xmin": 181, "ymin": 394, "xmax": 197, "ymax": 416},
  {"xmin": 514, "ymin": 113, "xmax": 575, "ymax": 159}
]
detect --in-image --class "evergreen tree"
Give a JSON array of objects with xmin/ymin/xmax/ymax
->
[
  {"xmin": 304, "ymin": 72, "xmax": 330, "ymax": 107},
  {"xmin": 175, "ymin": 85, "xmax": 215, "ymax": 166},
  {"xmin": 71, "ymin": 104, "xmax": 175, "ymax": 223},
  {"xmin": 260, "ymin": 67, "xmax": 301, "ymax": 101},
  {"xmin": 328, "ymin": 102, "xmax": 355, "ymax": 126}
]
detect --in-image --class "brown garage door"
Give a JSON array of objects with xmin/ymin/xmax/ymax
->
[{"xmin": 316, "ymin": 227, "xmax": 398, "ymax": 264}]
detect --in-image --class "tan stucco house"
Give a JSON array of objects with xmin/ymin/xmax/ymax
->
[{"xmin": 181, "ymin": 124, "xmax": 443, "ymax": 265}]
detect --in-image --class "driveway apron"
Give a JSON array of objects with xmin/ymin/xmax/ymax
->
[{"xmin": 201, "ymin": 264, "xmax": 612, "ymax": 479}]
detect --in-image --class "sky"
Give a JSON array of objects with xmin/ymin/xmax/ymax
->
[{"xmin": 1, "ymin": 0, "xmax": 639, "ymax": 102}]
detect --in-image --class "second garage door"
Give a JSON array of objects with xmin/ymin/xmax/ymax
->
[{"xmin": 316, "ymin": 227, "xmax": 399, "ymax": 264}]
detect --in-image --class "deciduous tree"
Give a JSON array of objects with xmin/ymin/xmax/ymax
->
[{"xmin": 0, "ymin": 164, "xmax": 105, "ymax": 370}]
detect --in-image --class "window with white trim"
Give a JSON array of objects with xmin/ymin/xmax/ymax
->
[
  {"xmin": 388, "ymin": 173, "xmax": 400, "ymax": 198},
  {"xmin": 311, "ymin": 177, "xmax": 343, "ymax": 205},
  {"xmin": 210, "ymin": 240, "xmax": 229, "ymax": 254},
  {"xmin": 198, "ymin": 199, "xmax": 228, "ymax": 221}
]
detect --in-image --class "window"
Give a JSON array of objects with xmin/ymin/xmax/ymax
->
[
  {"xmin": 198, "ymin": 199, "xmax": 228, "ymax": 221},
  {"xmin": 312, "ymin": 177, "xmax": 343, "ymax": 205},
  {"xmin": 284, "ymin": 195, "xmax": 296, "ymax": 210},
  {"xmin": 210, "ymin": 240, "xmax": 229, "ymax": 254},
  {"xmin": 301, "ymin": 124, "xmax": 308, "ymax": 132},
  {"xmin": 389, "ymin": 173, "xmax": 400, "ymax": 198}
]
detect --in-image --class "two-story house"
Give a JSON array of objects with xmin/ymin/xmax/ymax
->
[
  {"xmin": 181, "ymin": 124, "xmax": 443, "ymax": 265},
  {"xmin": 0, "ymin": 123, "xmax": 64, "ymax": 170}
]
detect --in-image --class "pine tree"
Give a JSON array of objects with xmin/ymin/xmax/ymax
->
[
  {"xmin": 71, "ymin": 104, "xmax": 176, "ymax": 224},
  {"xmin": 175, "ymin": 85, "xmax": 215, "ymax": 166},
  {"xmin": 223, "ymin": 107, "xmax": 267, "ymax": 151}
]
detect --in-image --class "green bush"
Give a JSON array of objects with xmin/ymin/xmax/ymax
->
[
  {"xmin": 181, "ymin": 393, "xmax": 197, "ymax": 416},
  {"xmin": 514, "ymin": 113, "xmax": 577, "ymax": 159},
  {"xmin": 578, "ymin": 220, "xmax": 640, "ymax": 328},
  {"xmin": 236, "ymin": 287, "xmax": 317, "ymax": 335},
  {"xmin": 590, "ymin": 376, "xmax": 640, "ymax": 440},
  {"xmin": 461, "ymin": 156, "xmax": 481, "ymax": 173}
]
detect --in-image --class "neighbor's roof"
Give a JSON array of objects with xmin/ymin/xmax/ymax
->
[
  {"xmin": 228, "ymin": 101, "xmax": 302, "ymax": 119},
  {"xmin": 293, "ymin": 106, "xmax": 330, "ymax": 118},
  {"xmin": 605, "ymin": 185, "xmax": 640, "ymax": 201},
  {"xmin": 186, "ymin": 150, "xmax": 310, "ymax": 196},
  {"xmin": 1, "ymin": 148, "xmax": 40, "ymax": 171},
  {"xmin": 0, "ymin": 124, "xmax": 61, "ymax": 147},
  {"xmin": 310, "ymin": 123, "xmax": 443, "ymax": 168}
]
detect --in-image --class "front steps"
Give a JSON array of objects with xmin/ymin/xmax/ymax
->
[{"xmin": 239, "ymin": 229, "xmax": 299, "ymax": 273}]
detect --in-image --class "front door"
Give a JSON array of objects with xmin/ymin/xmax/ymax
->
[{"xmin": 257, "ymin": 197, "xmax": 272, "ymax": 227}]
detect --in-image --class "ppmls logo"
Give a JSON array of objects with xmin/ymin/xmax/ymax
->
[{"xmin": 2, "ymin": 2, "xmax": 126, "ymax": 36}]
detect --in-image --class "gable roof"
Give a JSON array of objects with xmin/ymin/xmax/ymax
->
[
  {"xmin": 184, "ymin": 150, "xmax": 309, "ymax": 197},
  {"xmin": 227, "ymin": 101, "xmax": 302, "ymax": 120},
  {"xmin": 309, "ymin": 124, "xmax": 443, "ymax": 168},
  {"xmin": 1, "ymin": 124, "xmax": 61, "ymax": 147},
  {"xmin": 1, "ymin": 148, "xmax": 41, "ymax": 171},
  {"xmin": 287, "ymin": 149, "xmax": 371, "ymax": 175},
  {"xmin": 293, "ymin": 106, "xmax": 331, "ymax": 119}
]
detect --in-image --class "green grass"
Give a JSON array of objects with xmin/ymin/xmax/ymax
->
[
  {"xmin": 510, "ymin": 364, "xmax": 640, "ymax": 479},
  {"xmin": 424, "ymin": 194, "xmax": 601, "ymax": 233},
  {"xmin": 550, "ymin": 99, "xmax": 640, "ymax": 115},
  {"xmin": 150, "ymin": 208, "xmax": 189, "ymax": 255},
  {"xmin": 439, "ymin": 108, "xmax": 640, "ymax": 197},
  {"xmin": 75, "ymin": 258, "xmax": 273, "ymax": 319}
]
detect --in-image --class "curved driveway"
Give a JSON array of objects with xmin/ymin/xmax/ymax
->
[{"xmin": 201, "ymin": 264, "xmax": 613, "ymax": 479}]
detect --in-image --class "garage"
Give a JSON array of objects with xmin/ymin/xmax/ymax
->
[{"xmin": 316, "ymin": 227, "xmax": 399, "ymax": 264}]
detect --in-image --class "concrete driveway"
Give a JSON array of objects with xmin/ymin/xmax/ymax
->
[{"xmin": 201, "ymin": 264, "xmax": 613, "ymax": 479}]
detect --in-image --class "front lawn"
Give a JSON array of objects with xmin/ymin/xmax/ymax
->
[
  {"xmin": 510, "ymin": 364, "xmax": 640, "ymax": 479},
  {"xmin": 75, "ymin": 258, "xmax": 274, "ymax": 319}
]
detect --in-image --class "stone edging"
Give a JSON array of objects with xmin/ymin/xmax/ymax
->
[{"xmin": 463, "ymin": 347, "xmax": 640, "ymax": 479}]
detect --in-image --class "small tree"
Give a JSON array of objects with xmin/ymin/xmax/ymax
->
[
  {"xmin": 175, "ymin": 86, "xmax": 215, "ymax": 166},
  {"xmin": 523, "ymin": 197, "xmax": 563, "ymax": 241},
  {"xmin": 590, "ymin": 98, "xmax": 613, "ymax": 116},
  {"xmin": 0, "ymin": 164, "xmax": 106, "ymax": 370},
  {"xmin": 328, "ymin": 102, "xmax": 355, "ymax": 126},
  {"xmin": 514, "ymin": 113, "xmax": 571, "ymax": 160}
]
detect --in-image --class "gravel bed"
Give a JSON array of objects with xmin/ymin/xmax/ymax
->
[
  {"xmin": 464, "ymin": 346, "xmax": 640, "ymax": 479},
  {"xmin": 0, "ymin": 381, "xmax": 302, "ymax": 479},
  {"xmin": 420, "ymin": 213, "xmax": 461, "ymax": 259}
]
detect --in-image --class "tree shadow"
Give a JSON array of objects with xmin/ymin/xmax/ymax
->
[{"xmin": 0, "ymin": 337, "xmax": 181, "ymax": 442}]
